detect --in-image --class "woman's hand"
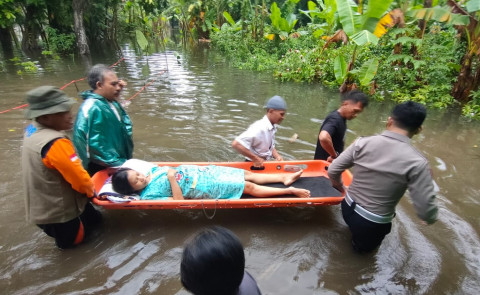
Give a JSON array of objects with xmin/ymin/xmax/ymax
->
[
  {"xmin": 167, "ymin": 168, "xmax": 184, "ymax": 200},
  {"xmin": 167, "ymin": 168, "xmax": 176, "ymax": 178}
]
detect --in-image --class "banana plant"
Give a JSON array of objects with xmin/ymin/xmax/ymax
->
[
  {"xmin": 266, "ymin": 1, "xmax": 298, "ymax": 41},
  {"xmin": 331, "ymin": 0, "xmax": 394, "ymax": 93},
  {"xmin": 299, "ymin": 0, "xmax": 337, "ymax": 38},
  {"xmin": 218, "ymin": 11, "xmax": 243, "ymax": 31},
  {"xmin": 446, "ymin": 0, "xmax": 478, "ymax": 103},
  {"xmin": 407, "ymin": 5, "xmax": 470, "ymax": 38}
]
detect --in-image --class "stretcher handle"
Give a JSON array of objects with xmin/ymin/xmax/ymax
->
[{"xmin": 250, "ymin": 166, "xmax": 265, "ymax": 171}]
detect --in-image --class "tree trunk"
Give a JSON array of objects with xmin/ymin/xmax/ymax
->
[
  {"xmin": 112, "ymin": 3, "xmax": 118, "ymax": 41},
  {"xmin": 21, "ymin": 5, "xmax": 41, "ymax": 52},
  {"xmin": 451, "ymin": 53, "xmax": 478, "ymax": 102},
  {"xmin": 0, "ymin": 27, "xmax": 14, "ymax": 58},
  {"xmin": 418, "ymin": 0, "xmax": 433, "ymax": 32},
  {"xmin": 72, "ymin": 0, "xmax": 90, "ymax": 56},
  {"xmin": 447, "ymin": 0, "xmax": 479, "ymax": 102}
]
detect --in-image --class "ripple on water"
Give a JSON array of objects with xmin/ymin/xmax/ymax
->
[
  {"xmin": 355, "ymin": 207, "xmax": 441, "ymax": 294},
  {"xmin": 439, "ymin": 208, "xmax": 480, "ymax": 293}
]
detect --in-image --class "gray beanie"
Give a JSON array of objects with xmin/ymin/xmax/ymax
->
[{"xmin": 264, "ymin": 95, "xmax": 287, "ymax": 110}]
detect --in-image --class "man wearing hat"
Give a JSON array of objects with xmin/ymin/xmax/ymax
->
[
  {"xmin": 22, "ymin": 86, "xmax": 102, "ymax": 249},
  {"xmin": 232, "ymin": 95, "xmax": 287, "ymax": 167}
]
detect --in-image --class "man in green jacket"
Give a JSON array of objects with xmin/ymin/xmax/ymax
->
[{"xmin": 73, "ymin": 64, "xmax": 133, "ymax": 176}]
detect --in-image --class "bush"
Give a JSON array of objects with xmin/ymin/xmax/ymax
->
[
  {"xmin": 211, "ymin": 21, "xmax": 480, "ymax": 118},
  {"xmin": 45, "ymin": 27, "xmax": 76, "ymax": 55}
]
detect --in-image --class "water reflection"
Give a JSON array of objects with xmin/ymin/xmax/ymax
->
[{"xmin": 0, "ymin": 45, "xmax": 479, "ymax": 294}]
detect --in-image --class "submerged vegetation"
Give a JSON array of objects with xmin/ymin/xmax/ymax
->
[{"xmin": 1, "ymin": 0, "xmax": 480, "ymax": 119}]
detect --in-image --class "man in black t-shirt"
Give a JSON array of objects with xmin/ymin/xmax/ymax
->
[{"xmin": 314, "ymin": 90, "xmax": 369, "ymax": 161}]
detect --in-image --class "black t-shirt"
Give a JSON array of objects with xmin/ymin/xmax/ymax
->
[{"xmin": 314, "ymin": 110, "xmax": 346, "ymax": 160}]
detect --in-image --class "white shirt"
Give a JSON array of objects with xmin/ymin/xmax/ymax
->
[{"xmin": 235, "ymin": 115, "xmax": 277, "ymax": 160}]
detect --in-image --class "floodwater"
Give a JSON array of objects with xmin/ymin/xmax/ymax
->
[{"xmin": 1, "ymin": 44, "xmax": 479, "ymax": 294}]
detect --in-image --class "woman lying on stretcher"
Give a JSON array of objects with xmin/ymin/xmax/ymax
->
[{"xmin": 111, "ymin": 165, "xmax": 311, "ymax": 200}]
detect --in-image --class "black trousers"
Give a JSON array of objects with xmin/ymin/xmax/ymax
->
[
  {"xmin": 87, "ymin": 162, "xmax": 107, "ymax": 177},
  {"xmin": 341, "ymin": 199, "xmax": 392, "ymax": 253},
  {"xmin": 37, "ymin": 202, "xmax": 102, "ymax": 249}
]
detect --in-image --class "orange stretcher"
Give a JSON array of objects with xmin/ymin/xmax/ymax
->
[{"xmin": 91, "ymin": 160, "xmax": 352, "ymax": 210}]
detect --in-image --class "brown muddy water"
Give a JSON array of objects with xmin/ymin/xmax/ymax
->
[{"xmin": 1, "ymin": 45, "xmax": 479, "ymax": 294}]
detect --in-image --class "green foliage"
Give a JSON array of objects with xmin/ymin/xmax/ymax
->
[
  {"xmin": 135, "ymin": 29, "xmax": 149, "ymax": 51},
  {"xmin": 0, "ymin": 0, "xmax": 21, "ymax": 27},
  {"xmin": 362, "ymin": 0, "xmax": 393, "ymax": 32},
  {"xmin": 463, "ymin": 89, "xmax": 480, "ymax": 119},
  {"xmin": 212, "ymin": 26, "xmax": 279, "ymax": 70},
  {"xmin": 467, "ymin": 0, "xmax": 480, "ymax": 13},
  {"xmin": 45, "ymin": 27, "xmax": 76, "ymax": 55},
  {"xmin": 11, "ymin": 60, "xmax": 39, "ymax": 74},
  {"xmin": 372, "ymin": 25, "xmax": 462, "ymax": 108},
  {"xmin": 274, "ymin": 43, "xmax": 354, "ymax": 84},
  {"xmin": 350, "ymin": 30, "xmax": 379, "ymax": 46},
  {"xmin": 223, "ymin": 11, "xmax": 236, "ymax": 26},
  {"xmin": 211, "ymin": 0, "xmax": 480, "ymax": 117},
  {"xmin": 299, "ymin": 0, "xmax": 337, "ymax": 36},
  {"xmin": 334, "ymin": 55, "xmax": 347, "ymax": 83},
  {"xmin": 407, "ymin": 6, "xmax": 471, "ymax": 26},
  {"xmin": 41, "ymin": 50, "xmax": 60, "ymax": 60},
  {"xmin": 336, "ymin": 0, "xmax": 359, "ymax": 36},
  {"xmin": 350, "ymin": 57, "xmax": 379, "ymax": 86},
  {"xmin": 275, "ymin": 48, "xmax": 322, "ymax": 82},
  {"xmin": 269, "ymin": 2, "xmax": 298, "ymax": 38}
]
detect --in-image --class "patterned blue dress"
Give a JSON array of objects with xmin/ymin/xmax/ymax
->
[{"xmin": 140, "ymin": 165, "xmax": 245, "ymax": 200}]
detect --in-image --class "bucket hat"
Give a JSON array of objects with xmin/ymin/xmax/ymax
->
[
  {"xmin": 264, "ymin": 95, "xmax": 287, "ymax": 110},
  {"xmin": 25, "ymin": 86, "xmax": 76, "ymax": 119}
]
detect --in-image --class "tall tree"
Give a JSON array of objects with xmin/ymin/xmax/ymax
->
[
  {"xmin": 448, "ymin": 0, "xmax": 480, "ymax": 102},
  {"xmin": 21, "ymin": 1, "xmax": 45, "ymax": 52},
  {"xmin": 72, "ymin": 0, "xmax": 90, "ymax": 56},
  {"xmin": 0, "ymin": 0, "xmax": 21, "ymax": 56}
]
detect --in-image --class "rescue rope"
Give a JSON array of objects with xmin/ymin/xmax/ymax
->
[
  {"xmin": 201, "ymin": 200, "xmax": 217, "ymax": 220},
  {"xmin": 122, "ymin": 70, "xmax": 167, "ymax": 105},
  {"xmin": 0, "ymin": 58, "xmax": 125, "ymax": 115}
]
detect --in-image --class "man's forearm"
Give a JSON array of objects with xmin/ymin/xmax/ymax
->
[
  {"xmin": 232, "ymin": 140, "xmax": 262, "ymax": 161},
  {"xmin": 319, "ymin": 131, "xmax": 337, "ymax": 158}
]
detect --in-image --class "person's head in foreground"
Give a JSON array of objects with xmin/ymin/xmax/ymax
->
[
  {"xmin": 25, "ymin": 86, "xmax": 76, "ymax": 130},
  {"xmin": 181, "ymin": 226, "xmax": 246, "ymax": 295},
  {"xmin": 339, "ymin": 89, "xmax": 369, "ymax": 120},
  {"xmin": 264, "ymin": 95, "xmax": 287, "ymax": 125},
  {"xmin": 388, "ymin": 100, "xmax": 426, "ymax": 137},
  {"xmin": 111, "ymin": 168, "xmax": 148, "ymax": 195}
]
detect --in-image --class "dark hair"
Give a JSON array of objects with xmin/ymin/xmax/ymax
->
[
  {"xmin": 341, "ymin": 89, "xmax": 369, "ymax": 107},
  {"xmin": 111, "ymin": 168, "xmax": 136, "ymax": 195},
  {"xmin": 87, "ymin": 64, "xmax": 114, "ymax": 90},
  {"xmin": 391, "ymin": 101, "xmax": 427, "ymax": 132},
  {"xmin": 181, "ymin": 226, "xmax": 245, "ymax": 295}
]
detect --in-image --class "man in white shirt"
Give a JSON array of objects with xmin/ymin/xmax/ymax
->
[{"xmin": 232, "ymin": 95, "xmax": 287, "ymax": 168}]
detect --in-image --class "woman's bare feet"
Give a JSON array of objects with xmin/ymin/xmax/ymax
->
[
  {"xmin": 289, "ymin": 186, "xmax": 310, "ymax": 198},
  {"xmin": 283, "ymin": 169, "xmax": 303, "ymax": 186}
]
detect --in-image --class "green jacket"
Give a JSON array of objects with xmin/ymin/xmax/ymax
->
[{"xmin": 73, "ymin": 91, "xmax": 133, "ymax": 170}]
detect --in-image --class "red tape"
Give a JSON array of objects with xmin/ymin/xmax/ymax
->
[{"xmin": 1, "ymin": 58, "xmax": 126, "ymax": 114}]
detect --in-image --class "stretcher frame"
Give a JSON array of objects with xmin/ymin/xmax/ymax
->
[{"xmin": 91, "ymin": 160, "xmax": 351, "ymax": 210}]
